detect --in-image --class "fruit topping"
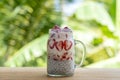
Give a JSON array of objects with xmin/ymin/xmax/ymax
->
[
  {"xmin": 62, "ymin": 27, "xmax": 72, "ymax": 32},
  {"xmin": 51, "ymin": 25, "xmax": 61, "ymax": 32},
  {"xmin": 63, "ymin": 40, "xmax": 72, "ymax": 51}
]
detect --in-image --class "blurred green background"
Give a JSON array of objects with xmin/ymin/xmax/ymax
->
[{"xmin": 0, "ymin": 0, "xmax": 120, "ymax": 68}]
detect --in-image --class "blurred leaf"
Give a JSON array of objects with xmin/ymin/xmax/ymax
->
[
  {"xmin": 84, "ymin": 45, "xmax": 115, "ymax": 66},
  {"xmin": 5, "ymin": 34, "xmax": 48, "ymax": 67},
  {"xmin": 100, "ymin": 26, "xmax": 117, "ymax": 38},
  {"xmin": 108, "ymin": 0, "xmax": 116, "ymax": 23},
  {"xmin": 86, "ymin": 56, "xmax": 120, "ymax": 68},
  {"xmin": 75, "ymin": 1, "xmax": 115, "ymax": 31},
  {"xmin": 92, "ymin": 37, "xmax": 103, "ymax": 46},
  {"xmin": 86, "ymin": 46, "xmax": 109, "ymax": 63},
  {"xmin": 0, "ymin": 0, "xmax": 62, "ymax": 66}
]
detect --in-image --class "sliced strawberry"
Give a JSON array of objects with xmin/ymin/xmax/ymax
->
[
  {"xmin": 64, "ymin": 40, "xmax": 72, "ymax": 51},
  {"xmin": 57, "ymin": 55, "xmax": 60, "ymax": 58},
  {"xmin": 50, "ymin": 33, "xmax": 55, "ymax": 38},
  {"xmin": 62, "ymin": 27, "xmax": 72, "ymax": 32},
  {"xmin": 53, "ymin": 58, "xmax": 58, "ymax": 61},
  {"xmin": 48, "ymin": 56, "xmax": 50, "ymax": 59},
  {"xmin": 55, "ymin": 41, "xmax": 63, "ymax": 51},
  {"xmin": 48, "ymin": 39, "xmax": 56, "ymax": 49},
  {"xmin": 64, "ymin": 27, "xmax": 69, "ymax": 29},
  {"xmin": 62, "ymin": 55, "xmax": 66, "ymax": 59},
  {"xmin": 63, "ymin": 52, "xmax": 68, "ymax": 55},
  {"xmin": 53, "ymin": 54, "xmax": 60, "ymax": 61},
  {"xmin": 53, "ymin": 25, "xmax": 60, "ymax": 29},
  {"xmin": 60, "ymin": 58, "xmax": 63, "ymax": 61},
  {"xmin": 60, "ymin": 57, "xmax": 66, "ymax": 61},
  {"xmin": 51, "ymin": 25, "xmax": 61, "ymax": 33},
  {"xmin": 67, "ymin": 57, "xmax": 70, "ymax": 60}
]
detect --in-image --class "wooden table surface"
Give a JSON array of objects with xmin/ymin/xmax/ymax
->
[{"xmin": 0, "ymin": 67, "xmax": 120, "ymax": 80}]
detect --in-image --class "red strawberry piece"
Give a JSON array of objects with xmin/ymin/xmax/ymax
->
[
  {"xmin": 60, "ymin": 58, "xmax": 63, "ymax": 61},
  {"xmin": 52, "ymin": 25, "xmax": 61, "ymax": 33},
  {"xmin": 62, "ymin": 27, "xmax": 72, "ymax": 32},
  {"xmin": 54, "ymin": 25, "xmax": 60, "ymax": 29},
  {"xmin": 53, "ymin": 55, "xmax": 58, "ymax": 61},
  {"xmin": 63, "ymin": 52, "xmax": 68, "ymax": 55},
  {"xmin": 50, "ymin": 33, "xmax": 55, "ymax": 38},
  {"xmin": 67, "ymin": 57, "xmax": 70, "ymax": 60},
  {"xmin": 64, "ymin": 27, "xmax": 69, "ymax": 30},
  {"xmin": 57, "ymin": 55, "xmax": 60, "ymax": 58},
  {"xmin": 55, "ymin": 41, "xmax": 63, "ymax": 51},
  {"xmin": 64, "ymin": 40, "xmax": 72, "ymax": 51},
  {"xmin": 53, "ymin": 58, "xmax": 58, "ymax": 61},
  {"xmin": 48, "ymin": 56, "xmax": 50, "ymax": 59},
  {"xmin": 48, "ymin": 39, "xmax": 56, "ymax": 49},
  {"xmin": 62, "ymin": 55, "xmax": 66, "ymax": 59},
  {"xmin": 60, "ymin": 58, "xmax": 65, "ymax": 61}
]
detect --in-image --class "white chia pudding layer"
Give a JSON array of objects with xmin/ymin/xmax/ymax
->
[{"xmin": 47, "ymin": 58, "xmax": 75, "ymax": 76}]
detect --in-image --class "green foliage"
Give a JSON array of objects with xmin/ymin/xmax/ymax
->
[
  {"xmin": 85, "ymin": 46, "xmax": 114, "ymax": 65},
  {"xmin": 5, "ymin": 34, "xmax": 48, "ymax": 67},
  {"xmin": 92, "ymin": 38, "xmax": 103, "ymax": 46},
  {"xmin": 0, "ymin": 0, "xmax": 62, "ymax": 66},
  {"xmin": 63, "ymin": 1, "xmax": 118, "ymax": 67},
  {"xmin": 73, "ymin": 1, "xmax": 114, "ymax": 31},
  {"xmin": 87, "ymin": 0, "xmax": 116, "ymax": 23},
  {"xmin": 86, "ymin": 56, "xmax": 120, "ymax": 68}
]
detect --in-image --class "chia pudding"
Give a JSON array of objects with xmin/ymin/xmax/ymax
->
[{"xmin": 47, "ymin": 25, "xmax": 75, "ymax": 76}]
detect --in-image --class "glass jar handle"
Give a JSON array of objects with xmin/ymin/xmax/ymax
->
[{"xmin": 75, "ymin": 40, "xmax": 86, "ymax": 67}]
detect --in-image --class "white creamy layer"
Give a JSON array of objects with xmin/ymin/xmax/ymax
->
[{"xmin": 47, "ymin": 29, "xmax": 75, "ymax": 60}]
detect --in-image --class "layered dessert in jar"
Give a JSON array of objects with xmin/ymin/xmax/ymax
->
[{"xmin": 47, "ymin": 25, "xmax": 75, "ymax": 76}]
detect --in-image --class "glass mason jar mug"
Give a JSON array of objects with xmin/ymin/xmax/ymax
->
[{"xmin": 47, "ymin": 26, "xmax": 86, "ymax": 77}]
